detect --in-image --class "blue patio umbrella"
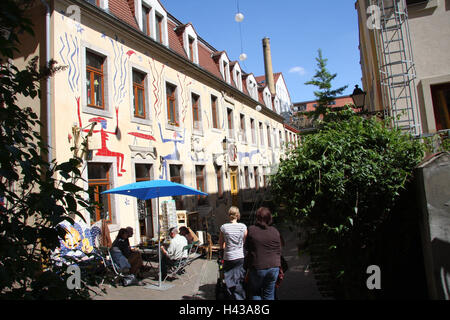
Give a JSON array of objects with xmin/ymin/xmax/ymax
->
[{"xmin": 102, "ymin": 179, "xmax": 208, "ymax": 289}]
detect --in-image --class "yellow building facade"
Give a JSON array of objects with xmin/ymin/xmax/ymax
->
[{"xmin": 18, "ymin": 0, "xmax": 299, "ymax": 245}]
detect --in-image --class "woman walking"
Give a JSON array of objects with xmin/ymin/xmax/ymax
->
[
  {"xmin": 245, "ymin": 207, "xmax": 281, "ymax": 300},
  {"xmin": 218, "ymin": 206, "xmax": 248, "ymax": 300}
]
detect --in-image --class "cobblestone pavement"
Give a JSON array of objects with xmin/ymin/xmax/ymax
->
[
  {"xmin": 90, "ymin": 254, "xmax": 218, "ymax": 300},
  {"xmin": 90, "ymin": 224, "xmax": 325, "ymax": 300},
  {"xmin": 276, "ymin": 224, "xmax": 326, "ymax": 300}
]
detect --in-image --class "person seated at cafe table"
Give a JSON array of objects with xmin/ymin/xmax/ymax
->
[
  {"xmin": 179, "ymin": 226, "xmax": 199, "ymax": 245},
  {"xmin": 160, "ymin": 227, "xmax": 188, "ymax": 279},
  {"xmin": 111, "ymin": 227, "xmax": 144, "ymax": 278}
]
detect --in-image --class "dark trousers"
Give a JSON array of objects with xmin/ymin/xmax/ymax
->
[
  {"xmin": 161, "ymin": 254, "xmax": 177, "ymax": 278},
  {"xmin": 223, "ymin": 258, "xmax": 246, "ymax": 300}
]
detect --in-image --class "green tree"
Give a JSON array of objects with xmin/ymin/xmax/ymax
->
[
  {"xmin": 0, "ymin": 0, "xmax": 99, "ymax": 299},
  {"xmin": 303, "ymin": 49, "xmax": 348, "ymax": 121},
  {"xmin": 270, "ymin": 108, "xmax": 425, "ymax": 298}
]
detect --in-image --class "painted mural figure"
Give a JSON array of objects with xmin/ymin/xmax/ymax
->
[
  {"xmin": 77, "ymin": 98, "xmax": 126, "ymax": 177},
  {"xmin": 88, "ymin": 116, "xmax": 126, "ymax": 176},
  {"xmin": 158, "ymin": 123, "xmax": 185, "ymax": 179}
]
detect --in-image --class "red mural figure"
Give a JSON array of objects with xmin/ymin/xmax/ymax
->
[{"xmin": 76, "ymin": 97, "xmax": 126, "ymax": 177}]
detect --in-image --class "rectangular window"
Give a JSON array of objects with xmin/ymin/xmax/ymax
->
[
  {"xmin": 88, "ymin": 163, "xmax": 112, "ymax": 224},
  {"xmin": 431, "ymin": 82, "xmax": 450, "ymax": 131},
  {"xmin": 267, "ymin": 125, "xmax": 272, "ymax": 147},
  {"xmin": 166, "ymin": 83, "xmax": 178, "ymax": 126},
  {"xmin": 254, "ymin": 166, "xmax": 260, "ymax": 191},
  {"xmin": 240, "ymin": 114, "xmax": 246, "ymax": 143},
  {"xmin": 86, "ymin": 51, "xmax": 105, "ymax": 109},
  {"xmin": 142, "ymin": 6, "xmax": 150, "ymax": 36},
  {"xmin": 227, "ymin": 108, "xmax": 234, "ymax": 138},
  {"xmin": 170, "ymin": 164, "xmax": 183, "ymax": 209},
  {"xmin": 188, "ymin": 37, "xmax": 195, "ymax": 62},
  {"xmin": 155, "ymin": 13, "xmax": 163, "ymax": 43},
  {"xmin": 192, "ymin": 93, "xmax": 200, "ymax": 130},
  {"xmin": 216, "ymin": 166, "xmax": 223, "ymax": 198},
  {"xmin": 211, "ymin": 95, "xmax": 219, "ymax": 129},
  {"xmin": 133, "ymin": 70, "xmax": 146, "ymax": 119},
  {"xmin": 135, "ymin": 164, "xmax": 153, "ymax": 238},
  {"xmin": 195, "ymin": 165, "xmax": 207, "ymax": 206},
  {"xmin": 259, "ymin": 122, "xmax": 264, "ymax": 146},
  {"xmin": 279, "ymin": 130, "xmax": 283, "ymax": 147},
  {"xmin": 236, "ymin": 70, "xmax": 241, "ymax": 90},
  {"xmin": 250, "ymin": 118, "xmax": 256, "ymax": 144},
  {"xmin": 223, "ymin": 60, "xmax": 228, "ymax": 82}
]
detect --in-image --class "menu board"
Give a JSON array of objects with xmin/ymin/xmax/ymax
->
[{"xmin": 159, "ymin": 200, "xmax": 177, "ymax": 239}]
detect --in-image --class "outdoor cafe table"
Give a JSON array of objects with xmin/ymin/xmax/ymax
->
[{"xmin": 136, "ymin": 244, "xmax": 159, "ymax": 270}]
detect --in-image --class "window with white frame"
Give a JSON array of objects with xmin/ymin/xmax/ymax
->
[
  {"xmin": 182, "ymin": 24, "xmax": 198, "ymax": 64},
  {"xmin": 166, "ymin": 82, "xmax": 179, "ymax": 127},
  {"xmin": 234, "ymin": 66, "xmax": 242, "ymax": 91},
  {"xmin": 250, "ymin": 118, "xmax": 256, "ymax": 145},
  {"xmin": 137, "ymin": 1, "xmax": 168, "ymax": 46},
  {"xmin": 259, "ymin": 122, "xmax": 264, "ymax": 146},
  {"xmin": 239, "ymin": 114, "xmax": 246, "ymax": 143},
  {"xmin": 211, "ymin": 95, "xmax": 219, "ymax": 129},
  {"xmin": 191, "ymin": 92, "xmax": 201, "ymax": 131},
  {"xmin": 220, "ymin": 54, "xmax": 231, "ymax": 84}
]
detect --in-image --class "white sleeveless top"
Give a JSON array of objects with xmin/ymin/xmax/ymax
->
[{"xmin": 220, "ymin": 222, "xmax": 247, "ymax": 261}]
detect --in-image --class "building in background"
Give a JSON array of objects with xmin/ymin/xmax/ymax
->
[
  {"xmin": 356, "ymin": 0, "xmax": 450, "ymax": 136},
  {"xmin": 291, "ymin": 95, "xmax": 355, "ymax": 133},
  {"xmin": 14, "ymin": 0, "xmax": 299, "ymax": 244}
]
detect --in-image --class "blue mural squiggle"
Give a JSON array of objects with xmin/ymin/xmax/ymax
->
[
  {"xmin": 238, "ymin": 149, "xmax": 260, "ymax": 162},
  {"xmin": 59, "ymin": 33, "xmax": 80, "ymax": 93},
  {"xmin": 109, "ymin": 39, "xmax": 128, "ymax": 105}
]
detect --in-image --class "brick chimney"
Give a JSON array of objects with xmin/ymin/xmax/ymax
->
[{"xmin": 262, "ymin": 37, "xmax": 276, "ymax": 96}]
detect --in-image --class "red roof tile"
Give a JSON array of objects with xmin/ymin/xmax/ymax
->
[
  {"xmin": 167, "ymin": 19, "xmax": 188, "ymax": 59},
  {"xmin": 197, "ymin": 42, "xmax": 222, "ymax": 79},
  {"xmin": 102, "ymin": 1, "xmax": 285, "ymax": 107},
  {"xmin": 108, "ymin": 0, "xmax": 139, "ymax": 29}
]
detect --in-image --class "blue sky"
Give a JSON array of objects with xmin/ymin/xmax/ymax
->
[{"xmin": 163, "ymin": 0, "xmax": 362, "ymax": 103}]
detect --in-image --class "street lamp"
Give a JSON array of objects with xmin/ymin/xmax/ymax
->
[
  {"xmin": 221, "ymin": 137, "xmax": 228, "ymax": 152},
  {"xmin": 351, "ymin": 85, "xmax": 366, "ymax": 110},
  {"xmin": 213, "ymin": 137, "xmax": 229, "ymax": 174}
]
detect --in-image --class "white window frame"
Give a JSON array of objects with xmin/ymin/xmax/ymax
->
[
  {"xmin": 129, "ymin": 62, "xmax": 152, "ymax": 126},
  {"xmin": 81, "ymin": 42, "xmax": 113, "ymax": 119}
]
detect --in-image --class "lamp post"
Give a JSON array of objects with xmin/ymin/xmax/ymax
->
[
  {"xmin": 351, "ymin": 85, "xmax": 366, "ymax": 111},
  {"xmin": 213, "ymin": 137, "xmax": 228, "ymax": 174}
]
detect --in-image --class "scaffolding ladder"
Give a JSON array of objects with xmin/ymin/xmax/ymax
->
[{"xmin": 375, "ymin": 0, "xmax": 422, "ymax": 136}]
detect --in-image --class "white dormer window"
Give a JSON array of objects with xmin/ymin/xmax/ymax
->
[
  {"xmin": 219, "ymin": 54, "xmax": 231, "ymax": 84},
  {"xmin": 182, "ymin": 24, "xmax": 198, "ymax": 64},
  {"xmin": 233, "ymin": 65, "xmax": 243, "ymax": 91},
  {"xmin": 137, "ymin": 0, "xmax": 168, "ymax": 46},
  {"xmin": 273, "ymin": 97, "xmax": 280, "ymax": 114},
  {"xmin": 263, "ymin": 88, "xmax": 272, "ymax": 108},
  {"xmin": 223, "ymin": 61, "xmax": 230, "ymax": 83},
  {"xmin": 246, "ymin": 75, "xmax": 258, "ymax": 101}
]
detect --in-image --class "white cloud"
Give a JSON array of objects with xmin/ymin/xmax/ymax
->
[{"xmin": 289, "ymin": 66, "xmax": 306, "ymax": 76}]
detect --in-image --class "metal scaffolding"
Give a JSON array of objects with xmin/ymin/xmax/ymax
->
[{"xmin": 374, "ymin": 0, "xmax": 422, "ymax": 136}]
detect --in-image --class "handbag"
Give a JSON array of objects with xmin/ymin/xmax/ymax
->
[{"xmin": 276, "ymin": 256, "xmax": 288, "ymax": 288}]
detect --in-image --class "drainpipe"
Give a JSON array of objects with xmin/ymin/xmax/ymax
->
[{"xmin": 40, "ymin": 0, "xmax": 52, "ymax": 164}]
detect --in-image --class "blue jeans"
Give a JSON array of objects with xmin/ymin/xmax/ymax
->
[{"xmin": 248, "ymin": 267, "xmax": 279, "ymax": 300}]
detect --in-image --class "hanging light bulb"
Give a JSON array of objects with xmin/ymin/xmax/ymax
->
[
  {"xmin": 256, "ymin": 105, "xmax": 262, "ymax": 112},
  {"xmin": 239, "ymin": 53, "xmax": 247, "ymax": 61},
  {"xmin": 235, "ymin": 12, "xmax": 244, "ymax": 22}
]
